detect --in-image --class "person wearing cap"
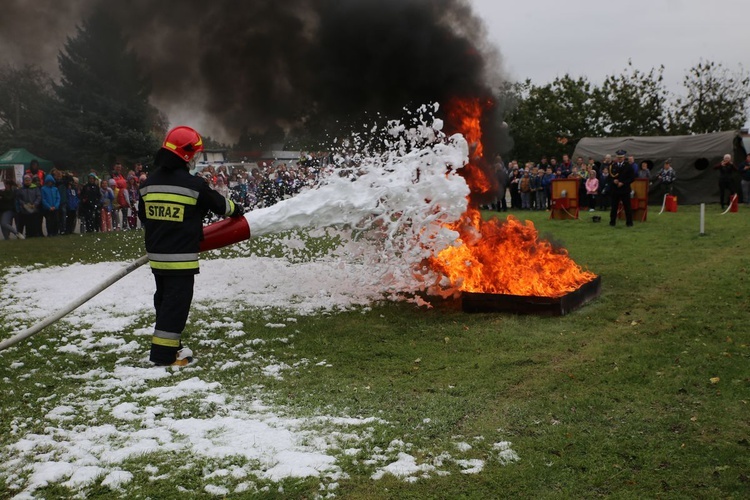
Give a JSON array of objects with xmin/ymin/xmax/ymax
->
[
  {"xmin": 138, "ymin": 126, "xmax": 244, "ymax": 367},
  {"xmin": 609, "ymin": 149, "xmax": 635, "ymax": 227},
  {"xmin": 656, "ymin": 159, "xmax": 676, "ymax": 195}
]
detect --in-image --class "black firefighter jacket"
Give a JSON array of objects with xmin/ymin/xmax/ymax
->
[{"xmin": 138, "ymin": 166, "xmax": 238, "ymax": 275}]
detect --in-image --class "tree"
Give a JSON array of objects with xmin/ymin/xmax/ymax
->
[
  {"xmin": 595, "ymin": 61, "xmax": 671, "ymax": 136},
  {"xmin": 55, "ymin": 5, "xmax": 160, "ymax": 168},
  {"xmin": 0, "ymin": 65, "xmax": 50, "ymax": 134},
  {"xmin": 504, "ymin": 75, "xmax": 603, "ymax": 161},
  {"xmin": 0, "ymin": 64, "xmax": 65, "ymax": 159},
  {"xmin": 671, "ymin": 60, "xmax": 750, "ymax": 134},
  {"xmin": 501, "ymin": 59, "xmax": 750, "ymax": 162}
]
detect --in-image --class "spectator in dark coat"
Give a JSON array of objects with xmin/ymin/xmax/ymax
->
[
  {"xmin": 714, "ymin": 154, "xmax": 737, "ymax": 209},
  {"xmin": 15, "ymin": 174, "xmax": 42, "ymax": 237},
  {"xmin": 609, "ymin": 150, "xmax": 635, "ymax": 227},
  {"xmin": 79, "ymin": 173, "xmax": 102, "ymax": 233}
]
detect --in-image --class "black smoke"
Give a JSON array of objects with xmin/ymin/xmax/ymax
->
[{"xmin": 0, "ymin": 0, "xmax": 507, "ymax": 153}]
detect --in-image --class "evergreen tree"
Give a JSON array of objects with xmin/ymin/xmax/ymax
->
[
  {"xmin": 55, "ymin": 5, "xmax": 160, "ymax": 168},
  {"xmin": 0, "ymin": 64, "xmax": 65, "ymax": 160}
]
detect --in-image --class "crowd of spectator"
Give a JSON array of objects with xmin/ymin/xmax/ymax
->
[
  {"xmin": 2, "ymin": 148, "xmax": 746, "ymax": 240},
  {"xmin": 0, "ymin": 160, "xmax": 147, "ymax": 238},
  {"xmin": 193, "ymin": 158, "xmax": 325, "ymax": 222},
  {"xmin": 490, "ymin": 153, "xmax": 680, "ymax": 212},
  {"xmin": 0, "ymin": 155, "xmax": 329, "ymax": 239}
]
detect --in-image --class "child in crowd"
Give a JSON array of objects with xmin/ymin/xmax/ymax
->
[
  {"xmin": 115, "ymin": 177, "xmax": 130, "ymax": 230},
  {"xmin": 585, "ymin": 170, "xmax": 599, "ymax": 212},
  {"xmin": 519, "ymin": 171, "xmax": 531, "ymax": 209},
  {"xmin": 541, "ymin": 167, "xmax": 554, "ymax": 210},
  {"xmin": 533, "ymin": 168, "xmax": 545, "ymax": 210},
  {"xmin": 109, "ymin": 179, "xmax": 121, "ymax": 230},
  {"xmin": 598, "ymin": 167, "xmax": 611, "ymax": 210},
  {"xmin": 66, "ymin": 177, "xmax": 80, "ymax": 234},
  {"xmin": 127, "ymin": 175, "xmax": 140, "ymax": 229},
  {"xmin": 100, "ymin": 179, "xmax": 114, "ymax": 232},
  {"xmin": 41, "ymin": 174, "xmax": 61, "ymax": 236}
]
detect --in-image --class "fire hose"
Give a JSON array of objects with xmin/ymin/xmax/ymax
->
[
  {"xmin": 720, "ymin": 194, "xmax": 738, "ymax": 215},
  {"xmin": 658, "ymin": 193, "xmax": 668, "ymax": 215},
  {"xmin": 0, "ymin": 216, "xmax": 251, "ymax": 352}
]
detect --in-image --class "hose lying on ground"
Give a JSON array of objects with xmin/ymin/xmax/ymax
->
[{"xmin": 0, "ymin": 255, "xmax": 149, "ymax": 352}]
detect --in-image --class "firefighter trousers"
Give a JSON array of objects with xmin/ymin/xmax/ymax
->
[{"xmin": 150, "ymin": 274, "xmax": 195, "ymax": 365}]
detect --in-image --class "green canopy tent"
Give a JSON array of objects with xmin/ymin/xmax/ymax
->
[{"xmin": 0, "ymin": 148, "xmax": 55, "ymax": 184}]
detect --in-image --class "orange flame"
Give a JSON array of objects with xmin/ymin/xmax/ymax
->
[
  {"xmin": 430, "ymin": 212, "xmax": 596, "ymax": 297},
  {"xmin": 430, "ymin": 98, "xmax": 596, "ymax": 298},
  {"xmin": 445, "ymin": 97, "xmax": 492, "ymax": 195}
]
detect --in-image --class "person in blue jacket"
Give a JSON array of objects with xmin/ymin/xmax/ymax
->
[{"xmin": 41, "ymin": 174, "xmax": 61, "ymax": 236}]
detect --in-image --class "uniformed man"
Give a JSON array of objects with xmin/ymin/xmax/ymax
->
[
  {"xmin": 138, "ymin": 126, "xmax": 244, "ymax": 366},
  {"xmin": 609, "ymin": 149, "xmax": 634, "ymax": 227}
]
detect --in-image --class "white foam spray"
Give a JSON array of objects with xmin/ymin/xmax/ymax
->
[{"xmin": 243, "ymin": 105, "xmax": 471, "ymax": 301}]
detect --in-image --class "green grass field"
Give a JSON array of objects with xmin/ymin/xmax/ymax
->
[{"xmin": 0, "ymin": 205, "xmax": 748, "ymax": 499}]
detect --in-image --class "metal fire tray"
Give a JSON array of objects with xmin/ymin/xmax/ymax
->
[{"xmin": 461, "ymin": 275, "xmax": 601, "ymax": 316}]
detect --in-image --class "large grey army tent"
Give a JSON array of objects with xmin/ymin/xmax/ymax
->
[
  {"xmin": 0, "ymin": 148, "xmax": 55, "ymax": 184},
  {"xmin": 572, "ymin": 130, "xmax": 746, "ymax": 204}
]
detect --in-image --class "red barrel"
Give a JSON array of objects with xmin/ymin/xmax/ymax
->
[
  {"xmin": 730, "ymin": 195, "xmax": 739, "ymax": 213},
  {"xmin": 665, "ymin": 195, "xmax": 678, "ymax": 212}
]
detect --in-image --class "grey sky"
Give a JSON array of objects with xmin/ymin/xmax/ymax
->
[
  {"xmin": 472, "ymin": 0, "xmax": 750, "ymax": 107},
  {"xmin": 2, "ymin": 0, "xmax": 746, "ymax": 135}
]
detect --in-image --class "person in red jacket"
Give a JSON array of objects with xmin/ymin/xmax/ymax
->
[
  {"xmin": 138, "ymin": 126, "xmax": 244, "ymax": 366},
  {"xmin": 26, "ymin": 160, "xmax": 45, "ymax": 186}
]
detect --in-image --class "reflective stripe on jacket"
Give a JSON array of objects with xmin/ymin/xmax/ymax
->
[{"xmin": 138, "ymin": 166, "xmax": 236, "ymax": 275}]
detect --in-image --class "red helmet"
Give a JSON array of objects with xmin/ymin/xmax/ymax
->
[{"xmin": 162, "ymin": 126, "xmax": 204, "ymax": 162}]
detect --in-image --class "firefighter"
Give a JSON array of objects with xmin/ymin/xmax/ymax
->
[
  {"xmin": 138, "ymin": 126, "xmax": 244, "ymax": 366},
  {"xmin": 609, "ymin": 149, "xmax": 634, "ymax": 227}
]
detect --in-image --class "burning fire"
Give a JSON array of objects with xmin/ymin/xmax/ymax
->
[
  {"xmin": 444, "ymin": 97, "xmax": 493, "ymax": 196},
  {"xmin": 429, "ymin": 98, "xmax": 596, "ymax": 298}
]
